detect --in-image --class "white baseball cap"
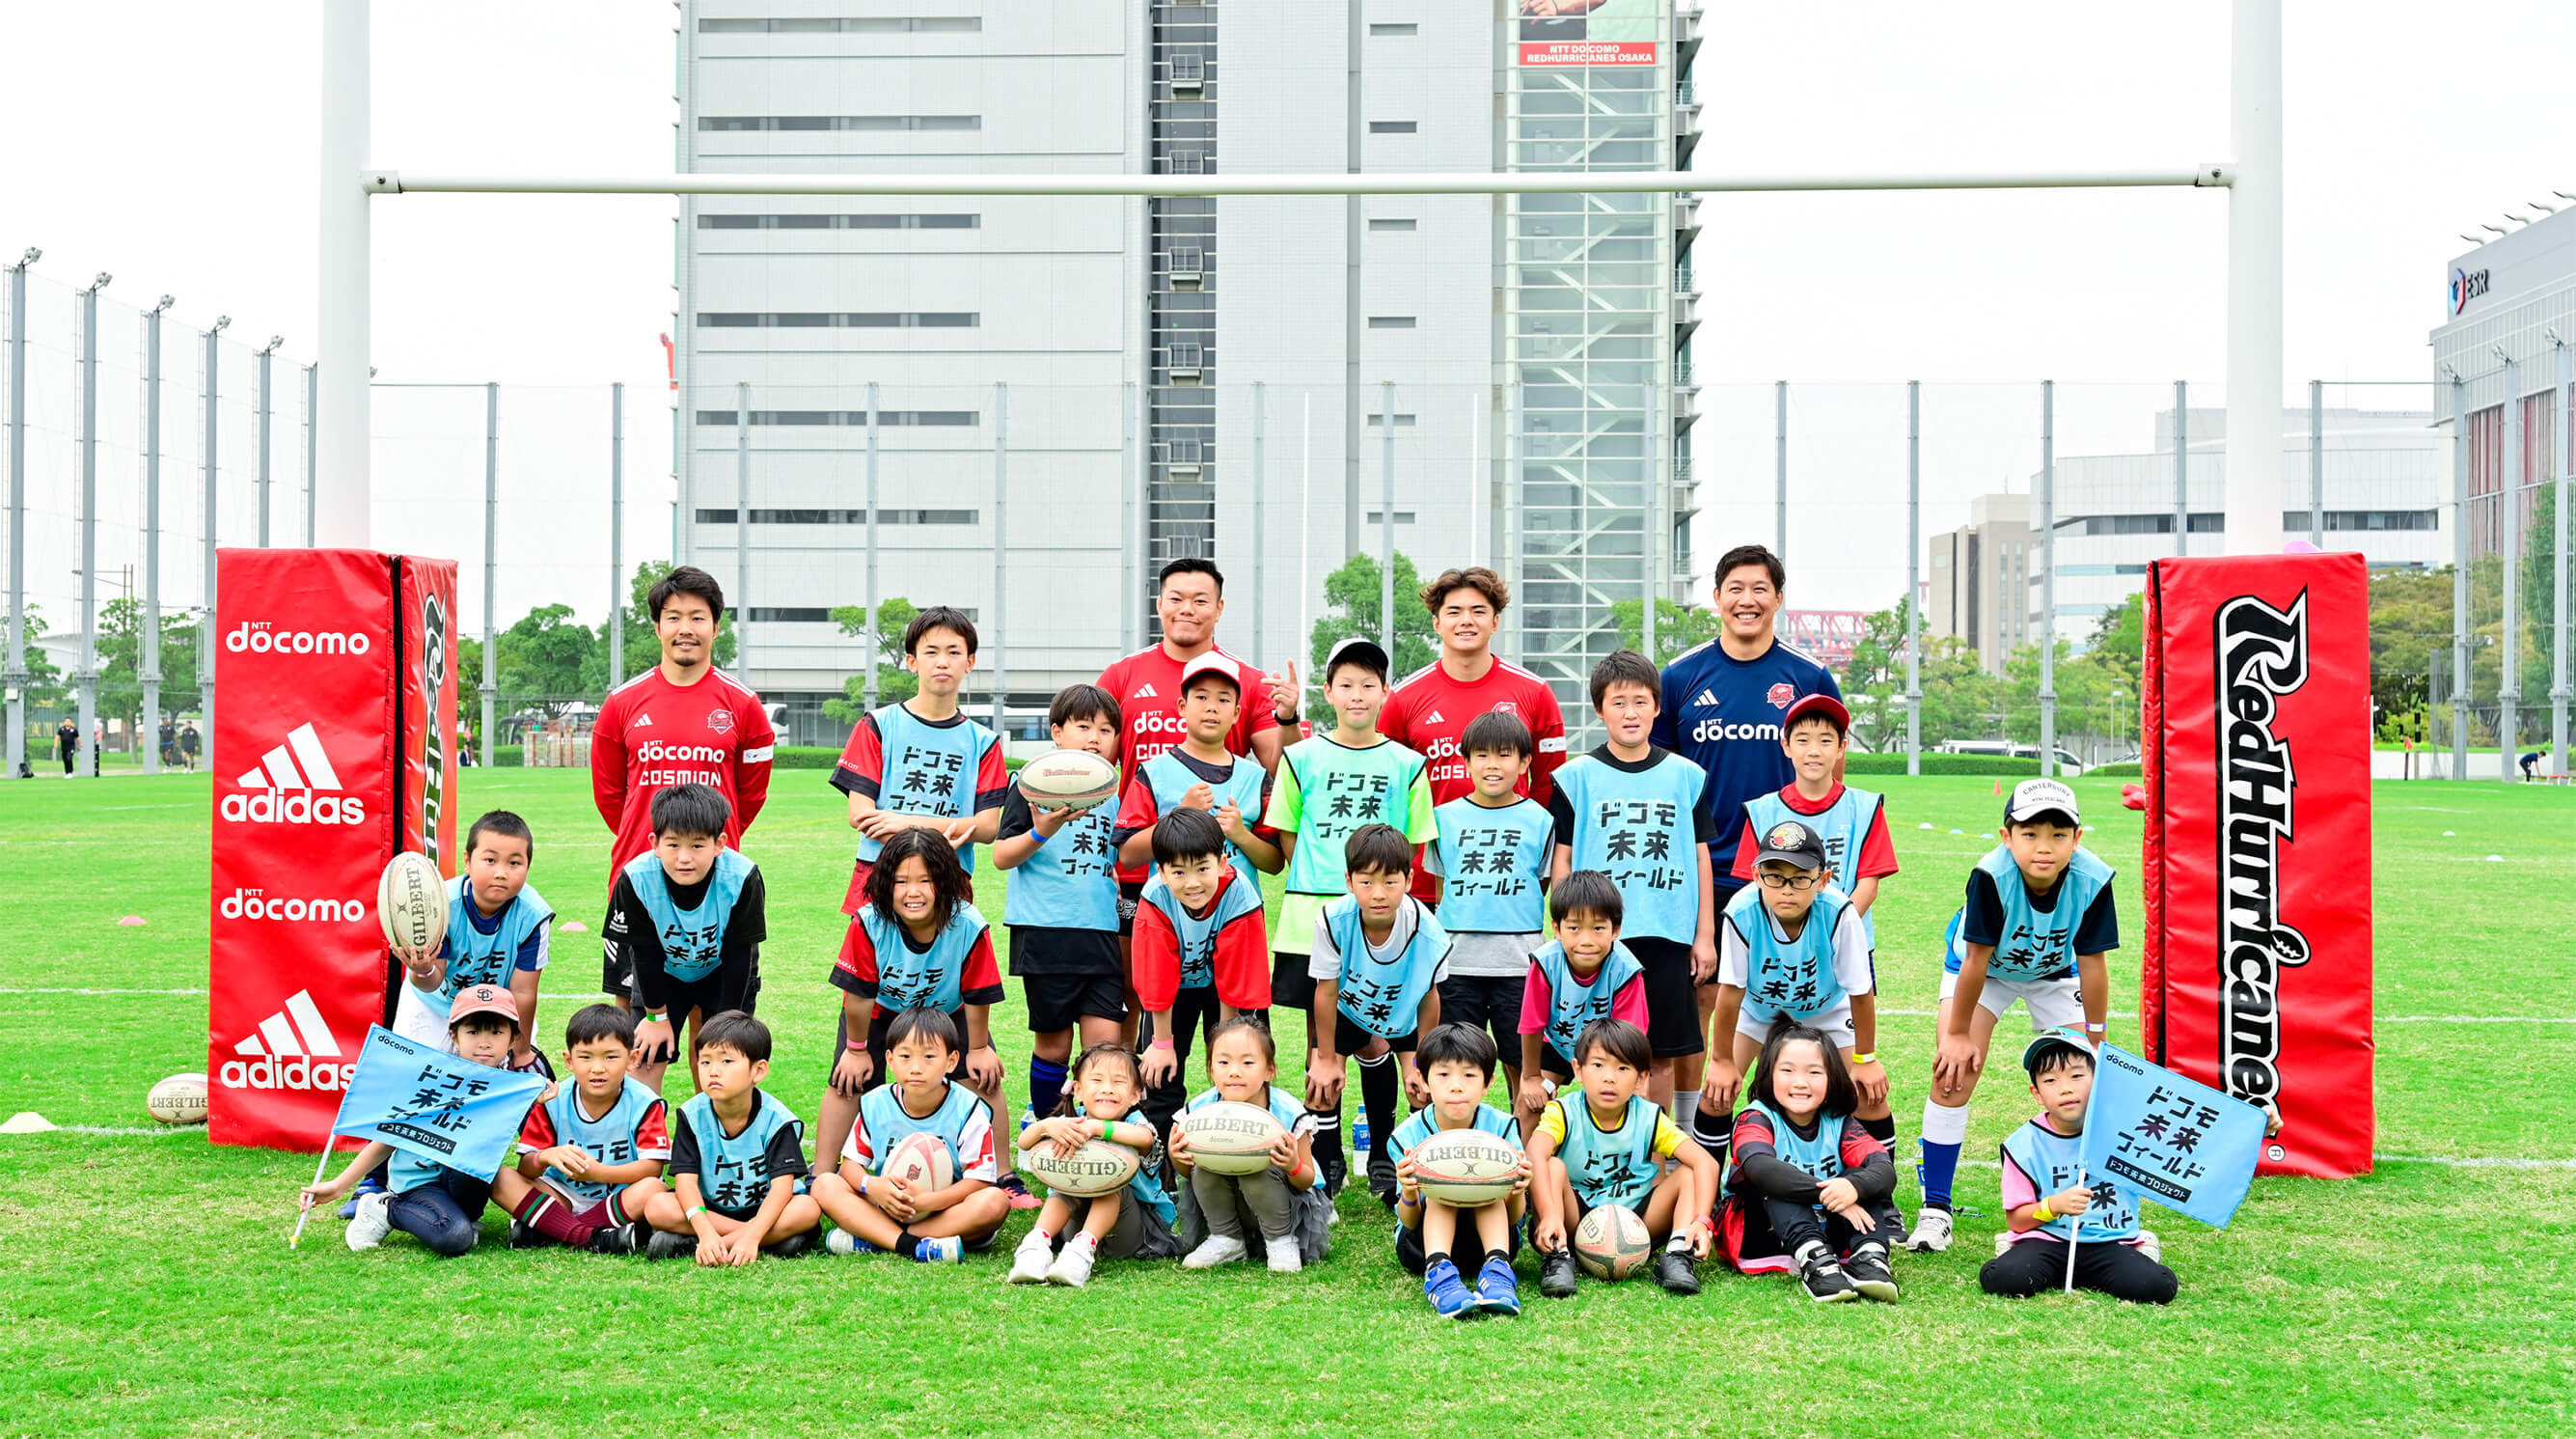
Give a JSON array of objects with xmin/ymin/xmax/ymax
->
[{"xmin": 2003, "ymin": 778, "xmax": 2080, "ymax": 825}]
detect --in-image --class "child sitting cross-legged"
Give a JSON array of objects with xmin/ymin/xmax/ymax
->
[
  {"xmin": 1169, "ymin": 1017, "xmax": 1331, "ymax": 1274},
  {"xmin": 504, "ymin": 1002, "xmax": 671, "ymax": 1252},
  {"xmin": 1390, "ymin": 1022, "xmax": 1531, "ymax": 1318},
  {"xmin": 1006, "ymin": 1042, "xmax": 1179, "ymax": 1287},
  {"xmin": 811, "ymin": 1007, "xmax": 1013, "ymax": 1263},
  {"xmin": 639, "ymin": 1010, "xmax": 823, "ymax": 1263},
  {"xmin": 1714, "ymin": 1019, "xmax": 1903, "ymax": 1303}
]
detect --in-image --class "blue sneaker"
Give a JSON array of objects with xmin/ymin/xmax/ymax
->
[
  {"xmin": 335, "ymin": 1172, "xmax": 385, "ymax": 1220},
  {"xmin": 912, "ymin": 1235, "xmax": 965, "ymax": 1264},
  {"xmin": 1473, "ymin": 1257, "xmax": 1522, "ymax": 1316},
  {"xmin": 1424, "ymin": 1258, "xmax": 1477, "ymax": 1318}
]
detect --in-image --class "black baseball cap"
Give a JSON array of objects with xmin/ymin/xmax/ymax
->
[{"xmin": 1752, "ymin": 818, "xmax": 1827, "ymax": 872}]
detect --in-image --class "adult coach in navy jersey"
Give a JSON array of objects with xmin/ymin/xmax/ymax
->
[{"xmin": 1651, "ymin": 544, "xmax": 1841, "ymax": 1139}]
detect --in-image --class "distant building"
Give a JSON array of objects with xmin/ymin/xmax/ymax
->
[
  {"xmin": 1926, "ymin": 494, "xmax": 2036, "ymax": 676},
  {"xmin": 2429, "ymin": 205, "xmax": 2575, "ymax": 562}
]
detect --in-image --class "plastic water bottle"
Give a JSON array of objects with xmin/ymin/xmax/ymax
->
[{"xmin": 1352, "ymin": 1115, "xmax": 1372, "ymax": 1159}]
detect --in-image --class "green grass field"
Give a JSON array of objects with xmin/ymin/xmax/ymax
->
[{"xmin": 6, "ymin": 768, "xmax": 2571, "ymax": 1438}]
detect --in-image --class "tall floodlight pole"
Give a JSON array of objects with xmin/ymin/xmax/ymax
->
[
  {"xmin": 144, "ymin": 296, "xmax": 175, "ymax": 774},
  {"xmin": 480, "ymin": 382, "xmax": 498, "ymax": 765},
  {"xmin": 1774, "ymin": 380, "xmax": 1789, "ymax": 559},
  {"xmin": 315, "ymin": 0, "xmax": 370, "ymax": 546},
  {"xmin": 2450, "ymin": 372, "xmax": 2470, "ymax": 780},
  {"xmin": 863, "ymin": 382, "xmax": 880, "ymax": 710},
  {"xmin": 256, "ymin": 337, "xmax": 283, "ymax": 545},
  {"xmin": 2224, "ymin": 0, "xmax": 2285, "ymax": 555},
  {"xmin": 202, "ymin": 317, "xmax": 228, "ymax": 738},
  {"xmin": 2308, "ymin": 378, "xmax": 2324, "ymax": 547},
  {"xmin": 2039, "ymin": 380, "xmax": 2057, "ymax": 779},
  {"xmin": 1380, "ymin": 380, "xmax": 1395, "ymax": 658},
  {"xmin": 1906, "ymin": 381, "xmax": 1922, "ymax": 777},
  {"xmin": 4, "ymin": 250, "xmax": 32, "ymax": 781},
  {"xmin": 2555, "ymin": 337, "xmax": 2572, "ymax": 780},
  {"xmin": 76, "ymin": 273, "xmax": 110, "ymax": 777},
  {"xmin": 991, "ymin": 381, "xmax": 1008, "ymax": 736},
  {"xmin": 2174, "ymin": 380, "xmax": 2190, "ymax": 554},
  {"xmin": 2499, "ymin": 353, "xmax": 2521, "ymax": 779},
  {"xmin": 733, "ymin": 381, "xmax": 749, "ymax": 681},
  {"xmin": 1121, "ymin": 381, "xmax": 1137, "ymax": 651},
  {"xmin": 608, "ymin": 382, "xmax": 624, "ymax": 689},
  {"xmin": 1644, "ymin": 381, "xmax": 1660, "ymax": 660},
  {"xmin": 303, "ymin": 364, "xmax": 317, "ymax": 545},
  {"xmin": 1251, "ymin": 381, "xmax": 1266, "ymax": 669}
]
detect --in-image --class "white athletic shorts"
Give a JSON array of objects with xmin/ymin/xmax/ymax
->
[
  {"xmin": 1737, "ymin": 997, "xmax": 1856, "ymax": 1050},
  {"xmin": 1937, "ymin": 970, "xmax": 2083, "ymax": 1033}
]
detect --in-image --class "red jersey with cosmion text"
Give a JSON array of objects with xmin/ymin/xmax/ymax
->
[
  {"xmin": 1383, "ymin": 657, "xmax": 1569, "ymax": 901},
  {"xmin": 1094, "ymin": 644, "xmax": 1279, "ymax": 883},
  {"xmin": 591, "ymin": 667, "xmax": 777, "ymax": 883}
]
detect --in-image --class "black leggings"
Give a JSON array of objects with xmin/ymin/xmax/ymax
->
[
  {"xmin": 389, "ymin": 1170, "xmax": 493, "ymax": 1257},
  {"xmin": 1764, "ymin": 1196, "xmax": 1903, "ymax": 1259},
  {"xmin": 1139, "ymin": 986, "xmax": 1226, "ymax": 1163},
  {"xmin": 1981, "ymin": 1237, "xmax": 2178, "ymax": 1304}
]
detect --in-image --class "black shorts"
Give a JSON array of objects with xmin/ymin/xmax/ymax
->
[
  {"xmin": 1536, "ymin": 1041, "xmax": 1575, "ymax": 1082},
  {"xmin": 1139, "ymin": 985, "xmax": 1225, "ymax": 1073},
  {"xmin": 1436, "ymin": 974, "xmax": 1523, "ymax": 1063},
  {"xmin": 1396, "ymin": 1206, "xmax": 1523, "ymax": 1275},
  {"xmin": 1623, "ymin": 936, "xmax": 1705, "ymax": 1059},
  {"xmin": 1272, "ymin": 951, "xmax": 1317, "ymax": 1012},
  {"xmin": 1331, "ymin": 1011, "xmax": 1418, "ymax": 1055},
  {"xmin": 601, "ymin": 940, "xmax": 629, "ymax": 999},
  {"xmin": 651, "ymin": 965, "xmax": 761, "ymax": 1027},
  {"xmin": 1023, "ymin": 974, "xmax": 1127, "ymax": 1034},
  {"xmin": 1117, "ymin": 879, "xmax": 1144, "ymax": 938}
]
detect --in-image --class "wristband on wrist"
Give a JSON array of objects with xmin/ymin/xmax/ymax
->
[
  {"xmin": 686, "ymin": 1204, "xmax": 706, "ymax": 1218},
  {"xmin": 1098, "ymin": 1120, "xmax": 1116, "ymax": 1144},
  {"xmin": 2083, "ymin": 1023, "xmax": 2107, "ymax": 1035},
  {"xmin": 1149, "ymin": 1038, "xmax": 1174, "ymax": 1050},
  {"xmin": 1850, "ymin": 1051, "xmax": 1877, "ymax": 1065},
  {"xmin": 2032, "ymin": 1201, "xmax": 2056, "ymax": 1223},
  {"xmin": 644, "ymin": 1011, "xmax": 667, "ymax": 1024}
]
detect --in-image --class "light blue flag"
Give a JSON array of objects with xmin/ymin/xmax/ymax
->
[
  {"xmin": 329, "ymin": 1025, "xmax": 547, "ymax": 1183},
  {"xmin": 2077, "ymin": 1042, "xmax": 2266, "ymax": 1230}
]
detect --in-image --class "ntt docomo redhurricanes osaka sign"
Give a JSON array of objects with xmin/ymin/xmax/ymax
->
[{"xmin": 208, "ymin": 548, "xmax": 459, "ymax": 1151}]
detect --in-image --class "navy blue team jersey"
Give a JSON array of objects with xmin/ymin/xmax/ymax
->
[{"xmin": 1650, "ymin": 638, "xmax": 1842, "ymax": 893}]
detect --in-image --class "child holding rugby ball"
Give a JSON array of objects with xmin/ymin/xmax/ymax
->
[
  {"xmin": 1526, "ymin": 1018, "xmax": 1715, "ymax": 1298},
  {"xmin": 1169, "ymin": 1018, "xmax": 1322, "ymax": 1273},
  {"xmin": 1007, "ymin": 1043, "xmax": 1178, "ymax": 1287},
  {"xmin": 1390, "ymin": 1023, "xmax": 1530, "ymax": 1317}
]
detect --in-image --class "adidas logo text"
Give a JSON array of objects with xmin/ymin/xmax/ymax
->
[
  {"xmin": 220, "ymin": 989, "xmax": 357, "ymax": 1092},
  {"xmin": 220, "ymin": 721, "xmax": 368, "ymax": 826}
]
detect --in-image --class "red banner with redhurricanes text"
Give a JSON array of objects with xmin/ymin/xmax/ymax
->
[
  {"xmin": 2141, "ymin": 552, "xmax": 2373, "ymax": 1179},
  {"xmin": 208, "ymin": 549, "xmax": 456, "ymax": 1150}
]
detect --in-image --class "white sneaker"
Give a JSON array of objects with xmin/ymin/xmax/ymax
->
[
  {"xmin": 1905, "ymin": 1206, "xmax": 1953, "ymax": 1254},
  {"xmin": 1265, "ymin": 1235, "xmax": 1303, "ymax": 1274},
  {"xmin": 2135, "ymin": 1229, "xmax": 2162, "ymax": 1264},
  {"xmin": 1007, "ymin": 1231, "xmax": 1054, "ymax": 1285},
  {"xmin": 343, "ymin": 1191, "xmax": 393, "ymax": 1251},
  {"xmin": 1045, "ymin": 1238, "xmax": 1098, "ymax": 1287},
  {"xmin": 1183, "ymin": 1234, "xmax": 1247, "ymax": 1270}
]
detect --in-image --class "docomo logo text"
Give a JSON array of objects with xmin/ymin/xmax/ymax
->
[
  {"xmin": 227, "ymin": 621, "xmax": 371, "ymax": 656},
  {"xmin": 1688, "ymin": 718, "xmax": 1781, "ymax": 744},
  {"xmin": 219, "ymin": 888, "xmax": 366, "ymax": 923},
  {"xmin": 634, "ymin": 740, "xmax": 730, "ymax": 765},
  {"xmin": 1132, "ymin": 710, "xmax": 1189, "ymax": 739}
]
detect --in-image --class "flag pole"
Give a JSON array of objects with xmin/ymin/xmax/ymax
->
[
  {"xmin": 2064, "ymin": 1068, "xmax": 2098, "ymax": 1293},
  {"xmin": 289, "ymin": 1132, "xmax": 340, "ymax": 1249}
]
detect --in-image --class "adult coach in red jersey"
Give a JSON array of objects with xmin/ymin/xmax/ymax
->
[
  {"xmin": 1381, "ymin": 566, "xmax": 1568, "ymax": 902},
  {"xmin": 1094, "ymin": 559, "xmax": 1295, "ymax": 1022},
  {"xmin": 591, "ymin": 565, "xmax": 778, "ymax": 998}
]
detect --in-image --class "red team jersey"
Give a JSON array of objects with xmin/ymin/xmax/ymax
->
[
  {"xmin": 591, "ymin": 667, "xmax": 778, "ymax": 883},
  {"xmin": 1382, "ymin": 657, "xmax": 1570, "ymax": 901},
  {"xmin": 1094, "ymin": 644, "xmax": 1280, "ymax": 883}
]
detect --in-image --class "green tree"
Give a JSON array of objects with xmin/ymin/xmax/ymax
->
[
  {"xmin": 3, "ymin": 605, "xmax": 67, "ymax": 707},
  {"xmin": 2523, "ymin": 481, "xmax": 2567, "ymax": 704},
  {"xmin": 1610, "ymin": 597, "xmax": 1719, "ymax": 668},
  {"xmin": 2087, "ymin": 591, "xmax": 2145, "ymax": 696},
  {"xmin": 1835, "ymin": 600, "xmax": 1912, "ymax": 755},
  {"xmin": 823, "ymin": 597, "xmax": 921, "ymax": 724},
  {"xmin": 2000, "ymin": 637, "xmax": 2119, "ymax": 752},
  {"xmin": 95, "ymin": 597, "xmax": 201, "ymax": 731},
  {"xmin": 497, "ymin": 603, "xmax": 599, "ymax": 716},
  {"xmin": 2365, "ymin": 567, "xmax": 2455, "ymax": 739},
  {"xmin": 1306, "ymin": 552, "xmax": 1437, "ymax": 721}
]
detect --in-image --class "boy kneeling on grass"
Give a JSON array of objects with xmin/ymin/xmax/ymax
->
[
  {"xmin": 640, "ymin": 1010, "xmax": 822, "ymax": 1263},
  {"xmin": 505, "ymin": 1003, "xmax": 671, "ymax": 1252},
  {"xmin": 1979, "ymin": 1029, "xmax": 2178, "ymax": 1305},
  {"xmin": 1525, "ymin": 1018, "xmax": 1717, "ymax": 1298}
]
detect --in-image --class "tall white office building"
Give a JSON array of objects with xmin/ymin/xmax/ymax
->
[{"xmin": 674, "ymin": 3, "xmax": 1697, "ymax": 738}]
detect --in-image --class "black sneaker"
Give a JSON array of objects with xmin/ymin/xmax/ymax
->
[
  {"xmin": 1317, "ymin": 1151, "xmax": 1349, "ymax": 1199},
  {"xmin": 765, "ymin": 1231, "xmax": 817, "ymax": 1260},
  {"xmin": 588, "ymin": 1221, "xmax": 642, "ymax": 1256},
  {"xmin": 645, "ymin": 1229, "xmax": 698, "ymax": 1261},
  {"xmin": 1797, "ymin": 1248, "xmax": 1859, "ymax": 1303},
  {"xmin": 1843, "ymin": 1245, "xmax": 1900, "ymax": 1302},
  {"xmin": 1367, "ymin": 1151, "xmax": 1398, "ymax": 1196},
  {"xmin": 1538, "ymin": 1245, "xmax": 1580, "ymax": 1299},
  {"xmin": 1654, "ymin": 1247, "xmax": 1701, "ymax": 1296},
  {"xmin": 507, "ymin": 1217, "xmax": 550, "ymax": 1250}
]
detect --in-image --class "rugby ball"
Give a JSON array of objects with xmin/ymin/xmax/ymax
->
[
  {"xmin": 1574, "ymin": 1204, "xmax": 1652, "ymax": 1281},
  {"xmin": 376, "ymin": 850, "xmax": 447, "ymax": 952},
  {"xmin": 881, "ymin": 1131, "xmax": 955, "ymax": 1191},
  {"xmin": 1018, "ymin": 748, "xmax": 1121, "ymax": 814},
  {"xmin": 1408, "ymin": 1128, "xmax": 1522, "ymax": 1206},
  {"xmin": 1016, "ymin": 1136, "xmax": 1141, "ymax": 1199},
  {"xmin": 145, "ymin": 1072, "xmax": 208, "ymax": 1125},
  {"xmin": 1178, "ymin": 1100, "xmax": 1288, "ymax": 1176}
]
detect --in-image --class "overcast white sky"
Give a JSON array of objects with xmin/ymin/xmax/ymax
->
[{"xmin": 3, "ymin": 0, "xmax": 2570, "ymax": 631}]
